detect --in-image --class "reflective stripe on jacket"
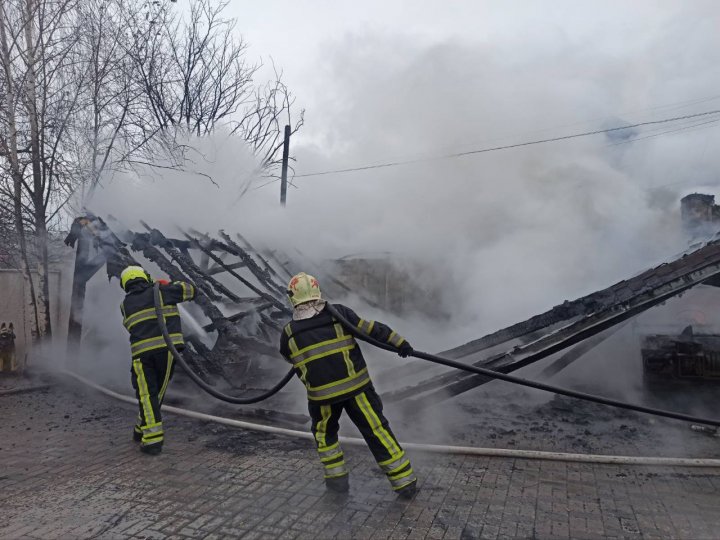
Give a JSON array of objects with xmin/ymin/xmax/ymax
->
[
  {"xmin": 121, "ymin": 281, "xmax": 196, "ymax": 357},
  {"xmin": 279, "ymin": 303, "xmax": 407, "ymax": 404}
]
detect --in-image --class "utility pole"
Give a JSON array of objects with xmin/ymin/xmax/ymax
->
[{"xmin": 280, "ymin": 124, "xmax": 290, "ymax": 207}]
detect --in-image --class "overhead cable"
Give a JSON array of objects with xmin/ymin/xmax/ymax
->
[{"xmin": 295, "ymin": 109, "xmax": 720, "ymax": 178}]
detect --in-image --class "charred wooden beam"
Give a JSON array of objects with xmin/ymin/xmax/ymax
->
[
  {"xmin": 134, "ymin": 235, "xmax": 277, "ymax": 371},
  {"xmin": 137, "ymin": 228, "xmax": 284, "ymax": 361},
  {"xmin": 387, "ymin": 239, "xmax": 720, "ymax": 407},
  {"xmin": 235, "ymin": 231, "xmax": 284, "ymax": 282},
  {"xmin": 216, "ymin": 230, "xmax": 288, "ymax": 297},
  {"xmin": 132, "ymin": 233, "xmax": 220, "ymax": 301},
  {"xmin": 66, "ymin": 215, "xmax": 137, "ymax": 353},
  {"xmin": 139, "ymin": 223, "xmax": 244, "ymax": 304},
  {"xmin": 183, "ymin": 230, "xmax": 288, "ymax": 312}
]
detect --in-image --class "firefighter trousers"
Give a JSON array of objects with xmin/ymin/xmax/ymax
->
[
  {"xmin": 308, "ymin": 387, "xmax": 416, "ymax": 491},
  {"xmin": 130, "ymin": 349, "xmax": 175, "ymax": 449}
]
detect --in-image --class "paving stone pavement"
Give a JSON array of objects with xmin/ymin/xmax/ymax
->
[{"xmin": 2, "ymin": 378, "xmax": 720, "ymax": 539}]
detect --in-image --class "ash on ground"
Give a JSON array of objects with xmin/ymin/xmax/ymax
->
[{"xmin": 392, "ymin": 381, "xmax": 720, "ymax": 459}]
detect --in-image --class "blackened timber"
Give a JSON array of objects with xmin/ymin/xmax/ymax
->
[
  {"xmin": 386, "ymin": 239, "xmax": 720, "ymax": 406},
  {"xmin": 133, "ymin": 239, "xmax": 275, "ymax": 371},
  {"xmin": 378, "ymin": 327, "xmax": 551, "ymax": 383},
  {"xmin": 183, "ymin": 231, "xmax": 288, "ymax": 312},
  {"xmin": 399, "ymin": 283, "xmax": 681, "ymax": 408},
  {"xmin": 67, "ymin": 225, "xmax": 105, "ymax": 348},
  {"xmin": 139, "ymin": 223, "xmax": 244, "ymax": 304},
  {"xmin": 77, "ymin": 214, "xmax": 137, "ymax": 280},
  {"xmin": 434, "ymin": 239, "xmax": 720, "ymax": 362},
  {"xmin": 132, "ymin": 234, "xmax": 220, "ymax": 301},
  {"xmin": 235, "ymin": 232, "xmax": 283, "ymax": 281},
  {"xmin": 139, "ymin": 230, "xmax": 283, "ymax": 357},
  {"xmin": 94, "ymin": 217, "xmax": 281, "ymax": 381},
  {"xmin": 134, "ymin": 241, "xmax": 224, "ymax": 323},
  {"xmin": 216, "ymin": 231, "xmax": 288, "ymax": 297},
  {"xmin": 129, "ymin": 233, "xmax": 231, "ymax": 339},
  {"xmin": 230, "ymin": 296, "xmax": 276, "ymax": 305},
  {"xmin": 133, "ymin": 231, "xmax": 193, "ymax": 250},
  {"xmin": 66, "ymin": 215, "xmax": 137, "ymax": 352},
  {"xmin": 100, "ymin": 218, "xmax": 240, "ymax": 379}
]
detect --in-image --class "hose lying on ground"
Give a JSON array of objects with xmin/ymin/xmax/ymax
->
[
  {"xmin": 325, "ymin": 304, "xmax": 720, "ymax": 429},
  {"xmin": 153, "ymin": 282, "xmax": 294, "ymax": 404},
  {"xmin": 63, "ymin": 370, "xmax": 720, "ymax": 468}
]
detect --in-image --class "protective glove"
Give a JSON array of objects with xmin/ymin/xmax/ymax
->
[{"xmin": 398, "ymin": 341, "xmax": 414, "ymax": 358}]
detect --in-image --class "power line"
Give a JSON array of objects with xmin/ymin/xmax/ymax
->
[
  {"xmin": 607, "ymin": 118, "xmax": 720, "ymax": 147},
  {"xmin": 435, "ymin": 92, "xmax": 720, "ymax": 156},
  {"xmin": 295, "ymin": 109, "xmax": 720, "ymax": 178}
]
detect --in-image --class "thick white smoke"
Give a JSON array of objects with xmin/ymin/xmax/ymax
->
[{"xmin": 64, "ymin": 1, "xmax": 720, "ymax": 452}]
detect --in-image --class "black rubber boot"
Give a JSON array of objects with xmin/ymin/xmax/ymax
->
[
  {"xmin": 395, "ymin": 480, "xmax": 418, "ymax": 500},
  {"xmin": 325, "ymin": 475, "xmax": 349, "ymax": 493},
  {"xmin": 140, "ymin": 444, "xmax": 162, "ymax": 455}
]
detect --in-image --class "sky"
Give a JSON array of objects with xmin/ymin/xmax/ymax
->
[
  {"xmin": 231, "ymin": 0, "xmax": 719, "ymax": 144},
  {"xmin": 239, "ymin": 1, "xmax": 720, "ymax": 320},
  {"xmin": 92, "ymin": 0, "xmax": 720, "ymax": 341}
]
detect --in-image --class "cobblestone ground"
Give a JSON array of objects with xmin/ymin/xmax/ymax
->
[{"xmin": 2, "ymin": 376, "xmax": 720, "ymax": 539}]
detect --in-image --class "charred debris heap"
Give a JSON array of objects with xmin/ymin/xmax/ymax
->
[{"xmin": 64, "ymin": 197, "xmax": 720, "ymax": 407}]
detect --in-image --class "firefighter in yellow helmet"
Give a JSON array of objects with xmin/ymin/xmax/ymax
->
[
  {"xmin": 119, "ymin": 265, "xmax": 196, "ymax": 455},
  {"xmin": 279, "ymin": 272, "xmax": 417, "ymax": 498}
]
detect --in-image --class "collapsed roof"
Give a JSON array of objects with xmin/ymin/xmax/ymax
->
[{"xmin": 65, "ymin": 213, "xmax": 720, "ymax": 406}]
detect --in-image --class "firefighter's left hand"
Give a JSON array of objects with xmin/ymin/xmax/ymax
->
[{"xmin": 398, "ymin": 342, "xmax": 413, "ymax": 358}]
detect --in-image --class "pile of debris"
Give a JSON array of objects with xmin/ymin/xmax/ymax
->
[{"xmin": 64, "ymin": 208, "xmax": 720, "ymax": 410}]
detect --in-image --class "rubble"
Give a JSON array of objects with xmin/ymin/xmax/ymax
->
[{"xmin": 65, "ymin": 207, "xmax": 720, "ymax": 415}]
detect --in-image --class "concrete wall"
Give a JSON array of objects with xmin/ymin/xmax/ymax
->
[{"xmin": 0, "ymin": 267, "xmax": 72, "ymax": 366}]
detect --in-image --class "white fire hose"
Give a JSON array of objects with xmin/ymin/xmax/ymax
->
[{"xmin": 65, "ymin": 370, "xmax": 720, "ymax": 468}]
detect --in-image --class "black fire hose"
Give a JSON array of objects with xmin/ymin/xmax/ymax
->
[
  {"xmin": 326, "ymin": 304, "xmax": 720, "ymax": 428},
  {"xmin": 153, "ymin": 283, "xmax": 294, "ymax": 404}
]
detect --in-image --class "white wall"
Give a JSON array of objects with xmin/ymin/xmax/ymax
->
[{"xmin": 0, "ymin": 266, "xmax": 72, "ymax": 366}]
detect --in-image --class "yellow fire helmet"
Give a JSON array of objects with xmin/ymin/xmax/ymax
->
[
  {"xmin": 287, "ymin": 272, "xmax": 322, "ymax": 307},
  {"xmin": 120, "ymin": 265, "xmax": 151, "ymax": 291}
]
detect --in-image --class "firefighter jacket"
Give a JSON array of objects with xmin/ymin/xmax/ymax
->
[
  {"xmin": 279, "ymin": 303, "xmax": 408, "ymax": 404},
  {"xmin": 121, "ymin": 280, "xmax": 196, "ymax": 358}
]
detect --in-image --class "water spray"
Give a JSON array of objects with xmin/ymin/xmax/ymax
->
[{"xmin": 153, "ymin": 282, "xmax": 294, "ymax": 404}]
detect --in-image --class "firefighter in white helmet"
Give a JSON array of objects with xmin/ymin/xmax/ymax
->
[{"xmin": 279, "ymin": 272, "xmax": 417, "ymax": 498}]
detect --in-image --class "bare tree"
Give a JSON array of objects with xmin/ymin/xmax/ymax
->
[
  {"xmin": 0, "ymin": 0, "xmax": 305, "ymax": 342},
  {"xmin": 130, "ymin": 0, "xmax": 304, "ymax": 178},
  {"xmin": 0, "ymin": 0, "xmax": 84, "ymax": 337}
]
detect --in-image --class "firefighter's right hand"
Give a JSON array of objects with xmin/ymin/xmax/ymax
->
[{"xmin": 398, "ymin": 342, "xmax": 413, "ymax": 358}]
